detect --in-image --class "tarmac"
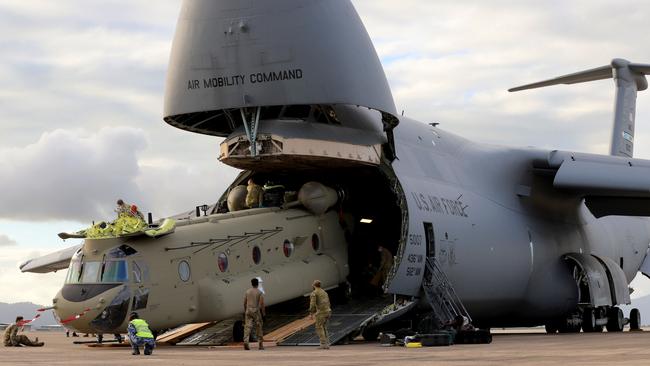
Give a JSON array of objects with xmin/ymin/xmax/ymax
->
[{"xmin": 2, "ymin": 329, "xmax": 650, "ymax": 365}]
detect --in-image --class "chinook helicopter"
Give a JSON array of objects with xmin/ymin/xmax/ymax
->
[{"xmin": 20, "ymin": 0, "xmax": 650, "ymax": 341}]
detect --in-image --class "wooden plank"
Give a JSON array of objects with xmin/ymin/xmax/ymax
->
[
  {"xmin": 157, "ymin": 322, "xmax": 214, "ymax": 344},
  {"xmin": 264, "ymin": 316, "xmax": 314, "ymax": 342}
]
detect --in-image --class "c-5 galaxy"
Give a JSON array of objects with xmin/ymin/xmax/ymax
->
[{"xmin": 20, "ymin": 0, "xmax": 650, "ymax": 341}]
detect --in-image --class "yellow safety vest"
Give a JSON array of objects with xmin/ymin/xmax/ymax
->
[{"xmin": 130, "ymin": 319, "xmax": 154, "ymax": 339}]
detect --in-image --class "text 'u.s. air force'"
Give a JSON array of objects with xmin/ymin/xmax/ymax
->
[{"xmin": 187, "ymin": 69, "xmax": 303, "ymax": 90}]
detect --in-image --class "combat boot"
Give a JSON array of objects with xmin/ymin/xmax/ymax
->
[
  {"xmin": 243, "ymin": 342, "xmax": 250, "ymax": 350},
  {"xmin": 132, "ymin": 349, "xmax": 140, "ymax": 355},
  {"xmin": 258, "ymin": 341, "xmax": 264, "ymax": 350}
]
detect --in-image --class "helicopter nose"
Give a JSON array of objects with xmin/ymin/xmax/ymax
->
[
  {"xmin": 54, "ymin": 284, "xmax": 131, "ymax": 333},
  {"xmin": 88, "ymin": 285, "xmax": 131, "ymax": 333}
]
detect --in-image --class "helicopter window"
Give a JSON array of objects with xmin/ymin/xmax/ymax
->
[
  {"xmin": 217, "ymin": 253, "xmax": 228, "ymax": 272},
  {"xmin": 252, "ymin": 246, "xmax": 262, "ymax": 265},
  {"xmin": 101, "ymin": 260, "xmax": 128, "ymax": 283},
  {"xmin": 132, "ymin": 261, "xmax": 142, "ymax": 283},
  {"xmin": 283, "ymin": 239, "xmax": 294, "ymax": 257},
  {"xmin": 65, "ymin": 255, "xmax": 83, "ymax": 284},
  {"xmin": 312, "ymin": 233, "xmax": 320, "ymax": 252},
  {"xmin": 106, "ymin": 245, "xmax": 138, "ymax": 258},
  {"xmin": 132, "ymin": 260, "xmax": 149, "ymax": 283},
  {"xmin": 80, "ymin": 261, "xmax": 101, "ymax": 283},
  {"xmin": 178, "ymin": 260, "xmax": 191, "ymax": 282},
  {"xmin": 132, "ymin": 288, "xmax": 149, "ymax": 310}
]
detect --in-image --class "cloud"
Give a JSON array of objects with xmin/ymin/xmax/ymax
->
[
  {"xmin": 353, "ymin": 0, "xmax": 650, "ymax": 156},
  {"xmin": 0, "ymin": 234, "xmax": 16, "ymax": 246},
  {"xmin": 136, "ymin": 158, "xmax": 239, "ymax": 220},
  {"xmin": 0, "ymin": 127, "xmax": 148, "ymax": 221},
  {"xmin": 0, "ymin": 246, "xmax": 67, "ymax": 305}
]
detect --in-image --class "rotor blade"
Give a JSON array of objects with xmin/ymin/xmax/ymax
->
[
  {"xmin": 509, "ymin": 65, "xmax": 612, "ymax": 92},
  {"xmin": 629, "ymin": 63, "xmax": 650, "ymax": 75}
]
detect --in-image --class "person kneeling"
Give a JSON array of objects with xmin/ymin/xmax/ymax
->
[{"xmin": 127, "ymin": 312, "xmax": 155, "ymax": 355}]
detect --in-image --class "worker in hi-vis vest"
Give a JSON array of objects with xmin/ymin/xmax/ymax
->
[{"xmin": 127, "ymin": 312, "xmax": 155, "ymax": 355}]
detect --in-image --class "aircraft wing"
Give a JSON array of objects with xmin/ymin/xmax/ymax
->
[
  {"xmin": 19, "ymin": 244, "xmax": 82, "ymax": 274},
  {"xmin": 534, "ymin": 150, "xmax": 650, "ymax": 217}
]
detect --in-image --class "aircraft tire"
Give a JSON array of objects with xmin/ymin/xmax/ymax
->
[
  {"xmin": 582, "ymin": 308, "xmax": 596, "ymax": 332},
  {"xmin": 606, "ymin": 307, "xmax": 624, "ymax": 332},
  {"xmin": 630, "ymin": 308, "xmax": 641, "ymax": 330}
]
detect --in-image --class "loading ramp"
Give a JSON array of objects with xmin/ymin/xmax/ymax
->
[{"xmin": 278, "ymin": 296, "xmax": 394, "ymax": 346}]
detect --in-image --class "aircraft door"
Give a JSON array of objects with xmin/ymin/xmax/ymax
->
[{"xmin": 424, "ymin": 222, "xmax": 435, "ymax": 258}]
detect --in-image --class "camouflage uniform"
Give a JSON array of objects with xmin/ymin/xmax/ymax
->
[
  {"xmin": 3, "ymin": 323, "xmax": 43, "ymax": 347},
  {"xmin": 243, "ymin": 287, "xmax": 264, "ymax": 349},
  {"xmin": 309, "ymin": 287, "xmax": 331, "ymax": 348},
  {"xmin": 116, "ymin": 202, "xmax": 131, "ymax": 218},
  {"xmin": 246, "ymin": 182, "xmax": 263, "ymax": 208}
]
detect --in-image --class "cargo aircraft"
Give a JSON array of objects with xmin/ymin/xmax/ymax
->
[{"xmin": 20, "ymin": 0, "xmax": 650, "ymax": 340}]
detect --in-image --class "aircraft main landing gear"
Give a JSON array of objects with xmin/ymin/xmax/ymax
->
[
  {"xmin": 606, "ymin": 307, "xmax": 624, "ymax": 332},
  {"xmin": 629, "ymin": 308, "xmax": 641, "ymax": 331}
]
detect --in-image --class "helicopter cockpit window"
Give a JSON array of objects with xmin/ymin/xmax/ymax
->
[
  {"xmin": 101, "ymin": 260, "xmax": 128, "ymax": 283},
  {"xmin": 106, "ymin": 245, "xmax": 138, "ymax": 259},
  {"xmin": 132, "ymin": 260, "xmax": 149, "ymax": 283},
  {"xmin": 80, "ymin": 261, "xmax": 101, "ymax": 283},
  {"xmin": 65, "ymin": 250, "xmax": 83, "ymax": 284}
]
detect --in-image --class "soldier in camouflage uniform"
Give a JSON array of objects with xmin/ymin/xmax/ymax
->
[
  {"xmin": 243, "ymin": 278, "xmax": 265, "ymax": 350},
  {"xmin": 309, "ymin": 280, "xmax": 331, "ymax": 349},
  {"xmin": 115, "ymin": 199, "xmax": 131, "ymax": 218},
  {"xmin": 3, "ymin": 316, "xmax": 44, "ymax": 347},
  {"xmin": 245, "ymin": 178, "xmax": 264, "ymax": 209}
]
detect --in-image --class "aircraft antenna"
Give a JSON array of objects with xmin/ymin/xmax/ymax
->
[{"xmin": 509, "ymin": 59, "xmax": 650, "ymax": 158}]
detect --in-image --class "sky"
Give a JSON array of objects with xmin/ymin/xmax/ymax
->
[{"xmin": 1, "ymin": 0, "xmax": 650, "ymax": 306}]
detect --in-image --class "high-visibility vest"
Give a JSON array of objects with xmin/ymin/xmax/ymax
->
[{"xmin": 130, "ymin": 319, "xmax": 154, "ymax": 339}]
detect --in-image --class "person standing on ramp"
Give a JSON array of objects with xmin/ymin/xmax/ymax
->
[
  {"xmin": 309, "ymin": 280, "xmax": 332, "ymax": 349},
  {"xmin": 243, "ymin": 278, "xmax": 265, "ymax": 350}
]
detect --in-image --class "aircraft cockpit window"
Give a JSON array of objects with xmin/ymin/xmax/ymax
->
[
  {"xmin": 80, "ymin": 261, "xmax": 101, "ymax": 283},
  {"xmin": 100, "ymin": 260, "xmax": 128, "ymax": 283},
  {"xmin": 252, "ymin": 246, "xmax": 262, "ymax": 265},
  {"xmin": 132, "ymin": 260, "xmax": 149, "ymax": 283},
  {"xmin": 106, "ymin": 245, "xmax": 138, "ymax": 258},
  {"xmin": 65, "ymin": 253, "xmax": 83, "ymax": 284}
]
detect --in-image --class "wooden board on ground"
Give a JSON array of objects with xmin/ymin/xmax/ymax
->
[
  {"xmin": 157, "ymin": 322, "xmax": 215, "ymax": 344},
  {"xmin": 264, "ymin": 316, "xmax": 314, "ymax": 343}
]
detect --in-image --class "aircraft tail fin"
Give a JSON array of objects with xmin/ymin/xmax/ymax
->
[{"xmin": 509, "ymin": 59, "xmax": 650, "ymax": 158}]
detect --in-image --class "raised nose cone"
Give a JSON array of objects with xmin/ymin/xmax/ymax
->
[{"xmin": 163, "ymin": 0, "xmax": 397, "ymax": 137}]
